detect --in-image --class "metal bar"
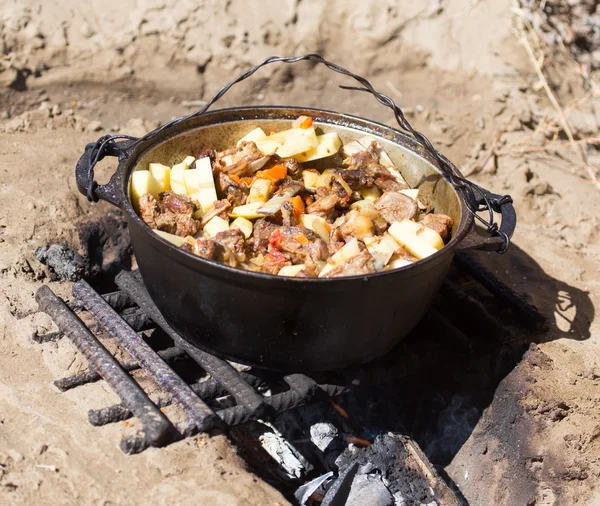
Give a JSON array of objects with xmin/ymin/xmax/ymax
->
[
  {"xmin": 54, "ymin": 346, "xmax": 186, "ymax": 391},
  {"xmin": 72, "ymin": 280, "xmax": 221, "ymax": 433},
  {"xmin": 440, "ymin": 281, "xmax": 512, "ymax": 339},
  {"xmin": 427, "ymin": 308, "xmax": 472, "ymax": 351},
  {"xmin": 89, "ymin": 372, "xmax": 269, "ymax": 426},
  {"xmin": 36, "ymin": 308, "xmax": 154, "ymax": 346},
  {"xmin": 455, "ymin": 253, "xmax": 546, "ymax": 330},
  {"xmin": 36, "ymin": 285, "xmax": 175, "ymax": 453},
  {"xmin": 216, "ymin": 383, "xmax": 347, "ymax": 426},
  {"xmin": 115, "ymin": 271, "xmax": 266, "ymax": 417},
  {"xmin": 69, "ymin": 290, "xmax": 134, "ymax": 313}
]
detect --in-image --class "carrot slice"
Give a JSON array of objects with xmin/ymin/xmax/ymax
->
[
  {"xmin": 257, "ymin": 164, "xmax": 288, "ymax": 183},
  {"xmin": 291, "ymin": 195, "xmax": 305, "ymax": 220},
  {"xmin": 299, "ymin": 116, "xmax": 313, "ymax": 129},
  {"xmin": 229, "ymin": 175, "xmax": 254, "ymax": 186}
]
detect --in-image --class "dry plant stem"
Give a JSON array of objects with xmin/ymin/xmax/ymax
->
[
  {"xmin": 478, "ymin": 119, "xmax": 512, "ymax": 171},
  {"xmin": 516, "ymin": 15, "xmax": 599, "ymax": 188},
  {"xmin": 507, "ymin": 92, "xmax": 592, "ymax": 149}
]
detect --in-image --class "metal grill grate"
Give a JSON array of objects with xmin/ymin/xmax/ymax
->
[{"xmin": 34, "ymin": 253, "xmax": 545, "ymax": 455}]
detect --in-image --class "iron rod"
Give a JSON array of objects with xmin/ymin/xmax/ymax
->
[
  {"xmin": 89, "ymin": 372, "xmax": 269, "ymax": 426},
  {"xmin": 72, "ymin": 280, "xmax": 221, "ymax": 433},
  {"xmin": 54, "ymin": 346, "xmax": 185, "ymax": 391},
  {"xmin": 36, "ymin": 285, "xmax": 175, "ymax": 453},
  {"xmin": 115, "ymin": 271, "xmax": 266, "ymax": 416},
  {"xmin": 455, "ymin": 253, "xmax": 546, "ymax": 329}
]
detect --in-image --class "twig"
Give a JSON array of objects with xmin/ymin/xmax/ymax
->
[
  {"xmin": 515, "ymin": 13, "xmax": 599, "ymax": 188},
  {"xmin": 477, "ymin": 118, "xmax": 512, "ymax": 171},
  {"xmin": 507, "ymin": 92, "xmax": 592, "ymax": 149},
  {"xmin": 181, "ymin": 100, "xmax": 208, "ymax": 108},
  {"xmin": 385, "ymin": 80, "xmax": 403, "ymax": 99}
]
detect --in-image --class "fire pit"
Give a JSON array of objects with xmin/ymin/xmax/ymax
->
[{"xmin": 34, "ymin": 249, "xmax": 544, "ymax": 505}]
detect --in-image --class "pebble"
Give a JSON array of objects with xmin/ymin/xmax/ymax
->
[{"xmin": 86, "ymin": 120, "xmax": 103, "ymax": 132}]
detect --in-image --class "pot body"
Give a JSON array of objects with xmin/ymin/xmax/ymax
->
[
  {"xmin": 77, "ymin": 106, "xmax": 515, "ymax": 371},
  {"xmin": 128, "ymin": 214, "xmax": 453, "ymax": 370}
]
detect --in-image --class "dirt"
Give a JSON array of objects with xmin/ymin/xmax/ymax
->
[{"xmin": 1, "ymin": 1, "xmax": 599, "ymax": 505}]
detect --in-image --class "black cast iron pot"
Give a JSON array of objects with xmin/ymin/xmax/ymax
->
[{"xmin": 75, "ymin": 55, "xmax": 516, "ymax": 371}]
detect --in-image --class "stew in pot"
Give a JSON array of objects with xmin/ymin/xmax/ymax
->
[{"xmin": 130, "ymin": 116, "xmax": 453, "ymax": 277}]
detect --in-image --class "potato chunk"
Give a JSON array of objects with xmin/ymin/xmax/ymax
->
[
  {"xmin": 203, "ymin": 216, "xmax": 230, "ymax": 238},
  {"xmin": 278, "ymin": 265, "xmax": 307, "ymax": 277},
  {"xmin": 388, "ymin": 219, "xmax": 443, "ymax": 259},
  {"xmin": 247, "ymin": 178, "xmax": 273, "ymax": 204},
  {"xmin": 294, "ymin": 132, "xmax": 342, "ymax": 162},
  {"xmin": 230, "ymin": 217, "xmax": 254, "ymax": 238},
  {"xmin": 131, "ymin": 170, "xmax": 163, "ymax": 211},
  {"xmin": 148, "ymin": 163, "xmax": 171, "ymax": 191},
  {"xmin": 185, "ymin": 157, "xmax": 218, "ymax": 211}
]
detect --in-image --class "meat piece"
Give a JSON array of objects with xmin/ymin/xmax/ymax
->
[
  {"xmin": 344, "ymin": 143, "xmax": 386, "ymax": 177},
  {"xmin": 200, "ymin": 199, "xmax": 231, "ymax": 227},
  {"xmin": 374, "ymin": 175, "xmax": 408, "ymax": 193},
  {"xmin": 198, "ymin": 149, "xmax": 217, "ymax": 165},
  {"xmin": 323, "ymin": 250, "xmax": 376, "ymax": 278},
  {"xmin": 194, "ymin": 238, "xmax": 217, "ymax": 259},
  {"xmin": 174, "ymin": 213, "xmax": 200, "ymax": 237},
  {"xmin": 281, "ymin": 157, "xmax": 302, "ymax": 178},
  {"xmin": 281, "ymin": 199, "xmax": 297, "ymax": 227},
  {"xmin": 374, "ymin": 191, "xmax": 419, "ymax": 225},
  {"xmin": 335, "ymin": 169, "xmax": 373, "ymax": 190},
  {"xmin": 139, "ymin": 192, "xmax": 199, "ymax": 236},
  {"xmin": 138, "ymin": 194, "xmax": 162, "ymax": 229},
  {"xmin": 274, "ymin": 178, "xmax": 304, "ymax": 196},
  {"xmin": 160, "ymin": 191, "xmax": 197, "ymax": 215},
  {"xmin": 270, "ymin": 226, "xmax": 329, "ymax": 264},
  {"xmin": 260, "ymin": 249, "xmax": 292, "ymax": 275},
  {"xmin": 214, "ymin": 147, "xmax": 237, "ymax": 170},
  {"xmin": 306, "ymin": 188, "xmax": 340, "ymax": 221},
  {"xmin": 328, "ymin": 228, "xmax": 345, "ymax": 253},
  {"xmin": 181, "ymin": 237, "xmax": 216, "ymax": 259},
  {"xmin": 213, "ymin": 229, "xmax": 247, "ymax": 266},
  {"xmin": 219, "ymin": 172, "xmax": 249, "ymax": 207},
  {"xmin": 345, "ymin": 142, "xmax": 408, "ymax": 191},
  {"xmin": 338, "ymin": 210, "xmax": 375, "ymax": 241},
  {"xmin": 222, "ymin": 141, "xmax": 268, "ymax": 177},
  {"xmin": 331, "ymin": 179, "xmax": 352, "ymax": 203},
  {"xmin": 161, "ymin": 192, "xmax": 200, "ymax": 236},
  {"xmin": 420, "ymin": 213, "xmax": 453, "ymax": 241},
  {"xmin": 252, "ymin": 219, "xmax": 279, "ymax": 254}
]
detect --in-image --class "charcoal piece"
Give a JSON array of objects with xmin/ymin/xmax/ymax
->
[
  {"xmin": 335, "ymin": 434, "xmax": 435, "ymax": 505},
  {"xmin": 310, "ymin": 422, "xmax": 339, "ymax": 452},
  {"xmin": 35, "ymin": 244, "xmax": 89, "ymax": 282},
  {"xmin": 344, "ymin": 473, "xmax": 394, "ymax": 506},
  {"xmin": 294, "ymin": 471, "xmax": 334, "ymax": 505}
]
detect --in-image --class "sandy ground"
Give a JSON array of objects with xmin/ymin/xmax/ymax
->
[{"xmin": 1, "ymin": 1, "xmax": 599, "ymax": 505}]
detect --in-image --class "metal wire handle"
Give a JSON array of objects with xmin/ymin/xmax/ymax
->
[{"xmin": 85, "ymin": 54, "xmax": 511, "ymax": 251}]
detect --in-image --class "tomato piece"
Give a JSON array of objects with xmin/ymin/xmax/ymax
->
[
  {"xmin": 268, "ymin": 248, "xmax": 287, "ymax": 265},
  {"xmin": 269, "ymin": 230, "xmax": 282, "ymax": 250}
]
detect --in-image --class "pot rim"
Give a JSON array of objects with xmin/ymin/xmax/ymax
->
[{"xmin": 118, "ymin": 105, "xmax": 472, "ymax": 283}]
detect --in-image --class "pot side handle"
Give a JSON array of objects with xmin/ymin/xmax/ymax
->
[
  {"xmin": 75, "ymin": 134, "xmax": 138, "ymax": 206},
  {"xmin": 457, "ymin": 188, "xmax": 516, "ymax": 253}
]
